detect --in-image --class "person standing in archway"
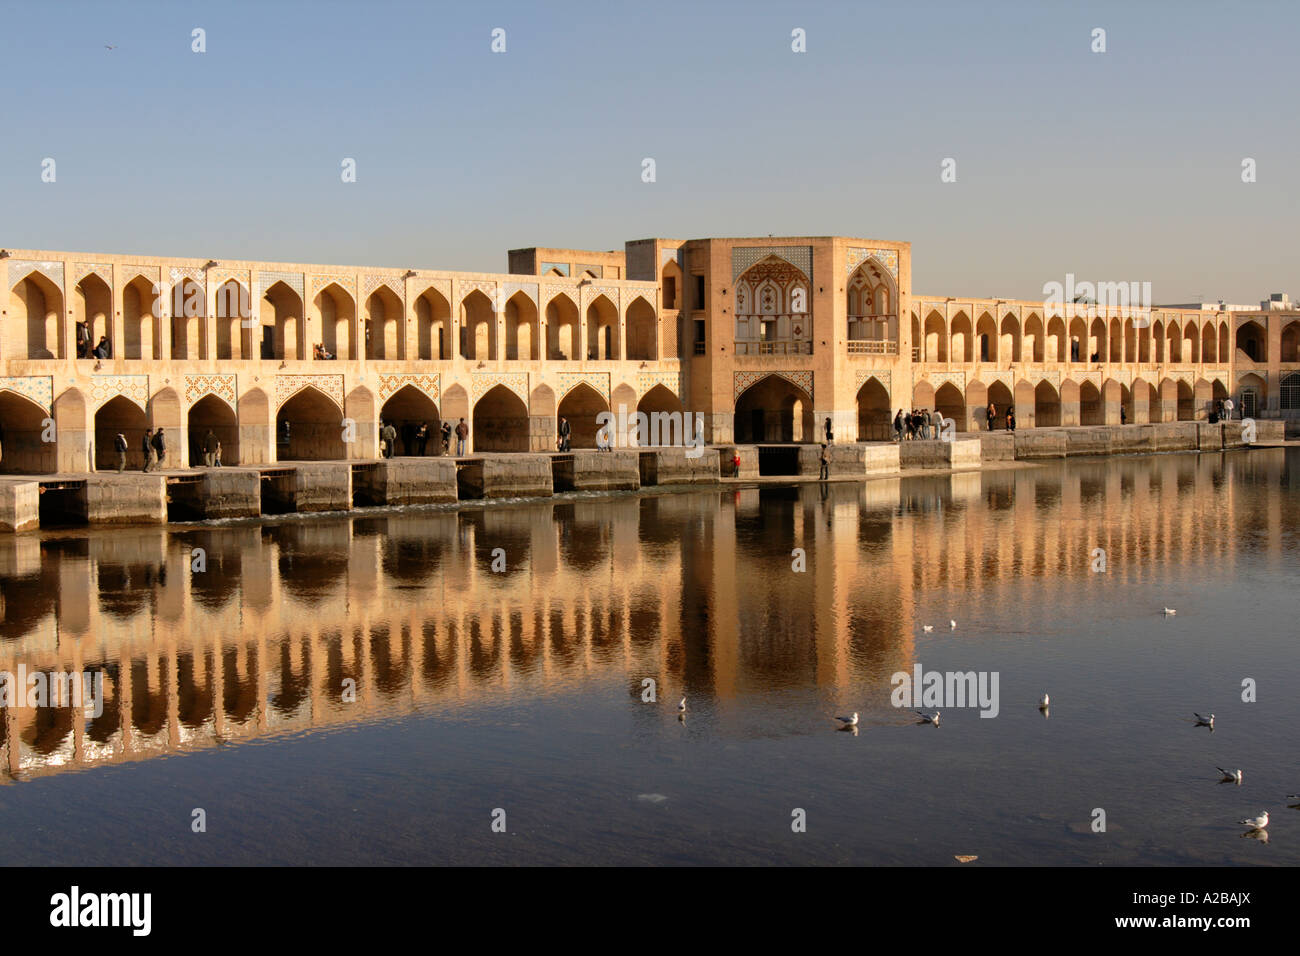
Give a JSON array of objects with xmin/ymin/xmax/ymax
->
[
  {"xmin": 893, "ymin": 409, "xmax": 903, "ymax": 442},
  {"xmin": 1006, "ymin": 405, "xmax": 1016, "ymax": 432},
  {"xmin": 558, "ymin": 416, "xmax": 571, "ymax": 452},
  {"xmin": 113, "ymin": 433, "xmax": 128, "ymax": 472},
  {"xmin": 151, "ymin": 428, "xmax": 166, "ymax": 469},
  {"xmin": 417, "ymin": 422, "xmax": 430, "ymax": 456},
  {"xmin": 142, "ymin": 428, "xmax": 155, "ymax": 472},
  {"xmin": 441, "ymin": 420, "xmax": 452, "ymax": 455},
  {"xmin": 455, "ymin": 418, "xmax": 468, "ymax": 456},
  {"xmin": 202, "ymin": 429, "xmax": 218, "ymax": 467},
  {"xmin": 987, "ymin": 402, "xmax": 997, "ymax": 431}
]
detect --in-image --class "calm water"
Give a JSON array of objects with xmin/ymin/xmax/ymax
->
[{"xmin": 1, "ymin": 449, "xmax": 1298, "ymax": 866}]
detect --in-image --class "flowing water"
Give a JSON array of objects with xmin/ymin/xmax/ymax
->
[{"xmin": 1, "ymin": 448, "xmax": 1297, "ymax": 865}]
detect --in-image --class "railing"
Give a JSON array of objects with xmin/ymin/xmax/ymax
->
[
  {"xmin": 846, "ymin": 340, "xmax": 898, "ymax": 355},
  {"xmin": 694, "ymin": 341, "xmax": 706, "ymax": 355},
  {"xmin": 733, "ymin": 341, "xmax": 813, "ymax": 355}
]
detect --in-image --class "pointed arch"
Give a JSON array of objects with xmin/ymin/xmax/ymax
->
[
  {"xmin": 733, "ymin": 373, "xmax": 814, "ymax": 443},
  {"xmin": 0, "ymin": 391, "xmax": 56, "ymax": 473},
  {"xmin": 9, "ymin": 270, "xmax": 65, "ymax": 359},
  {"xmin": 415, "ymin": 286, "xmax": 452, "ymax": 360},
  {"xmin": 315, "ymin": 281, "xmax": 356, "ymax": 361},
  {"xmin": 855, "ymin": 375, "xmax": 891, "ymax": 441}
]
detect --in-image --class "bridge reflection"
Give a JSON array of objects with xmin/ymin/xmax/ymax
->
[{"xmin": 0, "ymin": 448, "xmax": 1290, "ymax": 782}]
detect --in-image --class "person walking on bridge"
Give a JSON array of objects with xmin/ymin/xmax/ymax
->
[
  {"xmin": 152, "ymin": 428, "xmax": 166, "ymax": 469},
  {"xmin": 113, "ymin": 432, "xmax": 128, "ymax": 472},
  {"xmin": 202, "ymin": 429, "xmax": 218, "ymax": 467},
  {"xmin": 142, "ymin": 428, "xmax": 156, "ymax": 472}
]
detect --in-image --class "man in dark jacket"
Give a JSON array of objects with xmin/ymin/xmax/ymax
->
[
  {"xmin": 558, "ymin": 417, "xmax": 571, "ymax": 452},
  {"xmin": 454, "ymin": 418, "xmax": 468, "ymax": 456},
  {"xmin": 114, "ymin": 432, "xmax": 128, "ymax": 472},
  {"xmin": 152, "ymin": 428, "xmax": 166, "ymax": 469},
  {"xmin": 142, "ymin": 428, "xmax": 155, "ymax": 472},
  {"xmin": 202, "ymin": 429, "xmax": 218, "ymax": 467}
]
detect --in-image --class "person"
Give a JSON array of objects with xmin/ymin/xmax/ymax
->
[
  {"xmin": 732, "ymin": 451, "xmax": 742, "ymax": 476},
  {"xmin": 1071, "ymin": 340, "xmax": 1079, "ymax": 362},
  {"xmin": 1224, "ymin": 397, "xmax": 1235, "ymax": 420},
  {"xmin": 151, "ymin": 428, "xmax": 166, "ymax": 469},
  {"xmin": 417, "ymin": 422, "xmax": 430, "ymax": 456},
  {"xmin": 824, "ymin": 417, "xmax": 833, "ymax": 443},
  {"xmin": 142, "ymin": 427, "xmax": 155, "ymax": 472},
  {"xmin": 113, "ymin": 432, "xmax": 128, "ymax": 472},
  {"xmin": 381, "ymin": 420, "xmax": 397, "ymax": 458},
  {"xmin": 202, "ymin": 429, "xmax": 218, "ymax": 467},
  {"xmin": 214, "ymin": 441, "xmax": 223, "ymax": 467},
  {"xmin": 558, "ymin": 416, "xmax": 571, "ymax": 452},
  {"xmin": 441, "ymin": 420, "xmax": 452, "ymax": 454},
  {"xmin": 819, "ymin": 442, "xmax": 829, "ymax": 481},
  {"xmin": 455, "ymin": 418, "xmax": 468, "ymax": 456},
  {"xmin": 94, "ymin": 336, "xmax": 111, "ymax": 359},
  {"xmin": 1121, "ymin": 404, "xmax": 1128, "ymax": 425},
  {"xmin": 1006, "ymin": 405, "xmax": 1016, "ymax": 433},
  {"xmin": 76, "ymin": 323, "xmax": 89, "ymax": 358},
  {"xmin": 893, "ymin": 409, "xmax": 903, "ymax": 442},
  {"xmin": 987, "ymin": 402, "xmax": 996, "ymax": 431},
  {"xmin": 922, "ymin": 408, "xmax": 932, "ymax": 440}
]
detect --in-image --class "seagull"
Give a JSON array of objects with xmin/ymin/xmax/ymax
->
[
  {"xmin": 104, "ymin": 44, "xmax": 116, "ymax": 50},
  {"xmin": 922, "ymin": 625, "xmax": 934, "ymax": 633},
  {"xmin": 1039, "ymin": 693, "xmax": 1050, "ymax": 710},
  {"xmin": 1217, "ymin": 767, "xmax": 1243, "ymax": 785},
  {"xmin": 949, "ymin": 620, "xmax": 957, "ymax": 629},
  {"xmin": 835, "ymin": 712, "xmax": 859, "ymax": 727},
  {"xmin": 1194, "ymin": 712, "xmax": 1214, "ymax": 728},
  {"xmin": 1238, "ymin": 811, "xmax": 1269, "ymax": 830},
  {"xmin": 915, "ymin": 709, "xmax": 941, "ymax": 726},
  {"xmin": 1163, "ymin": 607, "xmax": 1177, "ymax": 616},
  {"xmin": 677, "ymin": 697, "xmax": 686, "ymax": 714}
]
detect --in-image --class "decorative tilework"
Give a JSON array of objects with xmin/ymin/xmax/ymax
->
[
  {"xmin": 636, "ymin": 371, "xmax": 681, "ymax": 400},
  {"xmin": 1075, "ymin": 371, "xmax": 1103, "ymax": 389},
  {"xmin": 73, "ymin": 262, "xmax": 114, "ymax": 286},
  {"xmin": 503, "ymin": 281, "xmax": 538, "ymax": 305},
  {"xmin": 980, "ymin": 371, "xmax": 1013, "ymax": 391},
  {"xmin": 275, "ymin": 374, "xmax": 344, "ymax": 413},
  {"xmin": 540, "ymin": 262, "xmax": 570, "ymax": 277},
  {"xmin": 377, "ymin": 372, "xmax": 441, "ymax": 406},
  {"xmin": 732, "ymin": 246, "xmax": 812, "ymax": 283},
  {"xmin": 0, "ymin": 376, "xmax": 54, "ymax": 413},
  {"xmin": 544, "ymin": 285, "xmax": 578, "ymax": 307},
  {"xmin": 257, "ymin": 270, "xmax": 305, "ymax": 299},
  {"xmin": 557, "ymin": 372, "xmax": 610, "ymax": 402},
  {"xmin": 1110, "ymin": 370, "xmax": 1133, "ymax": 387},
  {"xmin": 119, "ymin": 265, "xmax": 160, "ymax": 286},
  {"xmin": 471, "ymin": 372, "xmax": 529, "ymax": 404},
  {"xmin": 210, "ymin": 269, "xmax": 251, "ymax": 291},
  {"xmin": 8, "ymin": 260, "xmax": 64, "ymax": 289},
  {"xmin": 660, "ymin": 248, "xmax": 681, "ymax": 268},
  {"xmin": 89, "ymin": 375, "xmax": 149, "ymax": 413},
  {"xmin": 584, "ymin": 285, "xmax": 620, "ymax": 311},
  {"xmin": 845, "ymin": 247, "xmax": 900, "ymax": 281},
  {"xmin": 1028, "ymin": 370, "xmax": 1061, "ymax": 387},
  {"xmin": 732, "ymin": 370, "xmax": 813, "ymax": 402},
  {"xmin": 184, "ymin": 373, "xmax": 237, "ymax": 408},
  {"xmin": 310, "ymin": 274, "xmax": 356, "ymax": 301},
  {"xmin": 854, "ymin": 369, "xmax": 891, "ymax": 394},
  {"xmin": 363, "ymin": 274, "xmax": 405, "ymax": 302}
]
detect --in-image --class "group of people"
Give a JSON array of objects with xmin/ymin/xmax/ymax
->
[
  {"xmin": 111, "ymin": 427, "xmax": 169, "ymax": 472},
  {"xmin": 985, "ymin": 402, "xmax": 1016, "ymax": 432},
  {"xmin": 377, "ymin": 419, "xmax": 468, "ymax": 457},
  {"xmin": 893, "ymin": 408, "xmax": 939, "ymax": 440},
  {"xmin": 311, "ymin": 343, "xmax": 336, "ymax": 360},
  {"xmin": 76, "ymin": 324, "xmax": 111, "ymax": 359}
]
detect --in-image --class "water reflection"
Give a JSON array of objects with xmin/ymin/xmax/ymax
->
[{"xmin": 0, "ymin": 448, "xmax": 1295, "ymax": 783}]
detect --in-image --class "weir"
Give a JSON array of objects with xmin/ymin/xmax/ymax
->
[{"xmin": 0, "ymin": 422, "xmax": 1288, "ymax": 533}]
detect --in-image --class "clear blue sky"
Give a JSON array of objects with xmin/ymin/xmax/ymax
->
[{"xmin": 2, "ymin": 0, "xmax": 1294, "ymax": 303}]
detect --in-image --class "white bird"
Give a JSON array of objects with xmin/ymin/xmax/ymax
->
[
  {"xmin": 949, "ymin": 620, "xmax": 957, "ymax": 629},
  {"xmin": 1238, "ymin": 811, "xmax": 1269, "ymax": 830},
  {"xmin": 1194, "ymin": 712, "xmax": 1214, "ymax": 728},
  {"xmin": 835, "ymin": 712, "xmax": 859, "ymax": 727},
  {"xmin": 922, "ymin": 625, "xmax": 934, "ymax": 633},
  {"xmin": 1163, "ymin": 607, "xmax": 1177, "ymax": 616},
  {"xmin": 104, "ymin": 44, "xmax": 116, "ymax": 50},
  {"xmin": 1217, "ymin": 767, "xmax": 1243, "ymax": 785},
  {"xmin": 1039, "ymin": 693, "xmax": 1050, "ymax": 710},
  {"xmin": 915, "ymin": 709, "xmax": 941, "ymax": 726},
  {"xmin": 677, "ymin": 697, "xmax": 686, "ymax": 713}
]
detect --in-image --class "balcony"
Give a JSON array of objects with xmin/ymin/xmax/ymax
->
[
  {"xmin": 846, "ymin": 339, "xmax": 898, "ymax": 355},
  {"xmin": 733, "ymin": 340, "xmax": 813, "ymax": 356}
]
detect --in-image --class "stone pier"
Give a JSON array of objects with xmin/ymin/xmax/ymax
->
[
  {"xmin": 457, "ymin": 455, "xmax": 554, "ymax": 499},
  {"xmin": 552, "ymin": 451, "xmax": 641, "ymax": 492}
]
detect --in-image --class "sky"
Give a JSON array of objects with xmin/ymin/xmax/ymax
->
[{"xmin": 1, "ymin": 0, "xmax": 1295, "ymax": 303}]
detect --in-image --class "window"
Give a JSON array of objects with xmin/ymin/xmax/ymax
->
[
  {"xmin": 1281, "ymin": 373, "xmax": 1300, "ymax": 411},
  {"xmin": 663, "ymin": 276, "xmax": 677, "ymax": 310},
  {"xmin": 694, "ymin": 320, "xmax": 705, "ymax": 353},
  {"xmin": 693, "ymin": 275, "xmax": 705, "ymax": 310}
]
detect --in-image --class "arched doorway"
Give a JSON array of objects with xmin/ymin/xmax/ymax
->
[
  {"xmin": 263, "ymin": 281, "xmax": 305, "ymax": 360},
  {"xmin": 504, "ymin": 291, "xmax": 539, "ymax": 360},
  {"xmin": 586, "ymin": 295, "xmax": 619, "ymax": 360},
  {"xmin": 75, "ymin": 273, "xmax": 113, "ymax": 358},
  {"xmin": 557, "ymin": 383, "xmax": 609, "ymax": 449},
  {"xmin": 935, "ymin": 382, "xmax": 965, "ymax": 431},
  {"xmin": 988, "ymin": 381, "xmax": 1014, "ymax": 427},
  {"xmin": 1034, "ymin": 381, "xmax": 1061, "ymax": 427},
  {"xmin": 10, "ymin": 272, "xmax": 65, "ymax": 359},
  {"xmin": 365, "ymin": 286, "xmax": 403, "ymax": 360},
  {"xmin": 1080, "ymin": 381, "xmax": 1103, "ymax": 425},
  {"xmin": 170, "ymin": 277, "xmax": 206, "ymax": 360},
  {"xmin": 94, "ymin": 397, "xmax": 148, "ymax": 471},
  {"xmin": 0, "ymin": 392, "xmax": 55, "ymax": 473},
  {"xmin": 276, "ymin": 387, "xmax": 345, "ymax": 461},
  {"xmin": 1236, "ymin": 321, "xmax": 1266, "ymax": 362},
  {"xmin": 415, "ymin": 287, "xmax": 452, "ymax": 360},
  {"xmin": 546, "ymin": 293, "xmax": 580, "ymax": 360},
  {"xmin": 123, "ymin": 275, "xmax": 160, "ymax": 359},
  {"xmin": 315, "ymin": 282, "xmax": 356, "ymax": 361},
  {"xmin": 625, "ymin": 296, "xmax": 657, "ymax": 360},
  {"xmin": 473, "ymin": 385, "xmax": 529, "ymax": 452},
  {"xmin": 1177, "ymin": 381, "xmax": 1195, "ymax": 421},
  {"xmin": 460, "ymin": 290, "xmax": 496, "ymax": 360},
  {"xmin": 856, "ymin": 377, "xmax": 891, "ymax": 441},
  {"xmin": 188, "ymin": 395, "xmax": 239, "ymax": 465},
  {"xmin": 733, "ymin": 374, "xmax": 814, "ymax": 443},
  {"xmin": 636, "ymin": 385, "xmax": 684, "ymax": 446},
  {"xmin": 380, "ymin": 385, "xmax": 441, "ymax": 456}
]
